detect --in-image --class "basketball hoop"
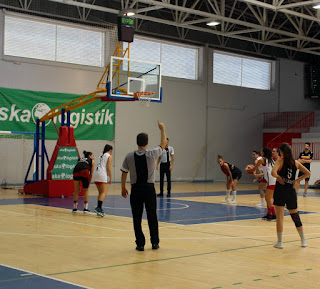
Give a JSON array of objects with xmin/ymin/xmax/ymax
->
[{"xmin": 134, "ymin": 91, "xmax": 155, "ymax": 107}]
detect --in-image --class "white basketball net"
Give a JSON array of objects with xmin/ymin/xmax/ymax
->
[{"xmin": 134, "ymin": 92, "xmax": 154, "ymax": 107}]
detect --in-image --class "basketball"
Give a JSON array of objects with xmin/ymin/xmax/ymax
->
[{"xmin": 245, "ymin": 164, "xmax": 255, "ymax": 175}]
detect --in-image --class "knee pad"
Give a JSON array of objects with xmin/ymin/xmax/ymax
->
[{"xmin": 290, "ymin": 212, "xmax": 302, "ymax": 228}]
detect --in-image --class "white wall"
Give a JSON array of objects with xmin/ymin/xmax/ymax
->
[{"xmin": 1, "ymin": 11, "xmax": 318, "ymax": 185}]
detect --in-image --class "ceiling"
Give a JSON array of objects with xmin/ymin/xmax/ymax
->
[{"xmin": 1, "ymin": 0, "xmax": 320, "ymax": 63}]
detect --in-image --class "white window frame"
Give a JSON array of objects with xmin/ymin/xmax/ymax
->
[
  {"xmin": 2, "ymin": 11, "xmax": 107, "ymax": 70},
  {"xmin": 213, "ymin": 50, "xmax": 272, "ymax": 90},
  {"xmin": 126, "ymin": 36, "xmax": 200, "ymax": 81}
]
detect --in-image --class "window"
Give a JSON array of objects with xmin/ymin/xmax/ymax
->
[
  {"xmin": 213, "ymin": 51, "xmax": 271, "ymax": 90},
  {"xmin": 4, "ymin": 15, "xmax": 105, "ymax": 67},
  {"xmin": 124, "ymin": 38, "xmax": 199, "ymax": 80}
]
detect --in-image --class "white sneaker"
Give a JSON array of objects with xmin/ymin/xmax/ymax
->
[
  {"xmin": 301, "ymin": 239, "xmax": 308, "ymax": 247},
  {"xmin": 256, "ymin": 203, "xmax": 265, "ymax": 207},
  {"xmin": 303, "ymin": 192, "xmax": 307, "ymax": 197},
  {"xmin": 222, "ymin": 198, "xmax": 230, "ymax": 203},
  {"xmin": 274, "ymin": 242, "xmax": 283, "ymax": 249},
  {"xmin": 230, "ymin": 199, "xmax": 237, "ymax": 204}
]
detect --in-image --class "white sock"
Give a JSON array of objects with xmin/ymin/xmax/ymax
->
[
  {"xmin": 226, "ymin": 190, "xmax": 231, "ymax": 199},
  {"xmin": 260, "ymin": 198, "xmax": 265, "ymax": 205},
  {"xmin": 232, "ymin": 191, "xmax": 236, "ymax": 201},
  {"xmin": 277, "ymin": 232, "xmax": 283, "ymax": 243},
  {"xmin": 73, "ymin": 202, "xmax": 78, "ymax": 209},
  {"xmin": 298, "ymin": 230, "xmax": 305, "ymax": 240},
  {"xmin": 84, "ymin": 202, "xmax": 88, "ymax": 210}
]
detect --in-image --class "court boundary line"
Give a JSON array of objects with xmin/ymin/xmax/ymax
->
[
  {"xmin": 0, "ymin": 263, "xmax": 94, "ymax": 289},
  {"xmin": 46, "ymin": 236, "xmax": 320, "ymax": 277}
]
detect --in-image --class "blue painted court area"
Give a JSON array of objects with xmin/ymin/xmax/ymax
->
[
  {"xmin": 0, "ymin": 190, "xmax": 315, "ymax": 225},
  {"xmin": 0, "ymin": 265, "xmax": 87, "ymax": 289}
]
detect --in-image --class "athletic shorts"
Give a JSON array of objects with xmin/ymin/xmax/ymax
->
[
  {"xmin": 73, "ymin": 169, "xmax": 90, "ymax": 189},
  {"xmin": 298, "ymin": 170, "xmax": 310, "ymax": 182},
  {"xmin": 259, "ymin": 178, "xmax": 267, "ymax": 183},
  {"xmin": 273, "ymin": 183, "xmax": 297, "ymax": 210},
  {"xmin": 95, "ymin": 181, "xmax": 109, "ymax": 185},
  {"xmin": 232, "ymin": 171, "xmax": 242, "ymax": 181},
  {"xmin": 266, "ymin": 185, "xmax": 275, "ymax": 190}
]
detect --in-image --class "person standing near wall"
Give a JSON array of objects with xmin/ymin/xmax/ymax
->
[
  {"xmin": 297, "ymin": 142, "xmax": 313, "ymax": 197},
  {"xmin": 93, "ymin": 144, "xmax": 113, "ymax": 217},
  {"xmin": 121, "ymin": 121, "xmax": 167, "ymax": 251},
  {"xmin": 156, "ymin": 138, "xmax": 175, "ymax": 197},
  {"xmin": 72, "ymin": 151, "xmax": 95, "ymax": 213}
]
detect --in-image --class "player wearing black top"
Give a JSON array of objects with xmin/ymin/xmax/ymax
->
[
  {"xmin": 218, "ymin": 155, "xmax": 242, "ymax": 204},
  {"xmin": 72, "ymin": 151, "xmax": 95, "ymax": 213},
  {"xmin": 297, "ymin": 142, "xmax": 313, "ymax": 197},
  {"xmin": 271, "ymin": 143, "xmax": 310, "ymax": 249}
]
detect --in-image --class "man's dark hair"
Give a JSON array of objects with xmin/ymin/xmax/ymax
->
[
  {"xmin": 137, "ymin": 133, "xmax": 148, "ymax": 146},
  {"xmin": 305, "ymin": 142, "xmax": 310, "ymax": 146}
]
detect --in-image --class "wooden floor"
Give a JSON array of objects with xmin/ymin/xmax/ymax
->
[{"xmin": 0, "ymin": 182, "xmax": 319, "ymax": 289}]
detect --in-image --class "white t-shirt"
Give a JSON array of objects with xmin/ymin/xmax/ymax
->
[
  {"xmin": 93, "ymin": 152, "xmax": 111, "ymax": 183},
  {"xmin": 261, "ymin": 158, "xmax": 277, "ymax": 186},
  {"xmin": 159, "ymin": 146, "xmax": 174, "ymax": 163},
  {"xmin": 121, "ymin": 146, "xmax": 163, "ymax": 184}
]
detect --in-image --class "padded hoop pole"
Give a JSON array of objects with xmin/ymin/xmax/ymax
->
[
  {"xmin": 35, "ymin": 119, "xmax": 40, "ymax": 181},
  {"xmin": 61, "ymin": 108, "xmax": 65, "ymax": 126},
  {"xmin": 66, "ymin": 110, "xmax": 71, "ymax": 127},
  {"xmin": 41, "ymin": 121, "xmax": 45, "ymax": 180}
]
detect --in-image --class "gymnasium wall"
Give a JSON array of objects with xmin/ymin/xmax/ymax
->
[{"xmin": 0, "ymin": 11, "xmax": 317, "ymax": 184}]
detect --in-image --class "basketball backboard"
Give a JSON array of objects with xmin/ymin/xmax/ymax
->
[{"xmin": 107, "ymin": 56, "xmax": 162, "ymax": 102}]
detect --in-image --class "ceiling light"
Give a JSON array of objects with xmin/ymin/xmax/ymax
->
[
  {"xmin": 126, "ymin": 12, "xmax": 135, "ymax": 16},
  {"xmin": 313, "ymin": 4, "xmax": 320, "ymax": 9},
  {"xmin": 206, "ymin": 21, "xmax": 220, "ymax": 26}
]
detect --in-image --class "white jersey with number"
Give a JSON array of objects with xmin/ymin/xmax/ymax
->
[
  {"xmin": 261, "ymin": 158, "xmax": 276, "ymax": 186},
  {"xmin": 93, "ymin": 153, "xmax": 110, "ymax": 183}
]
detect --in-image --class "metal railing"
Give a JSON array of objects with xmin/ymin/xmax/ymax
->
[
  {"xmin": 264, "ymin": 111, "xmax": 314, "ymax": 129},
  {"xmin": 266, "ymin": 112, "xmax": 315, "ymax": 149}
]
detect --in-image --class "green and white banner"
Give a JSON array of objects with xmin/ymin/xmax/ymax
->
[
  {"xmin": 51, "ymin": 147, "xmax": 79, "ymax": 180},
  {"xmin": 0, "ymin": 87, "xmax": 115, "ymax": 140}
]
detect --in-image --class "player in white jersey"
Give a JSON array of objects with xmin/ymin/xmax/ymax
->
[
  {"xmin": 252, "ymin": 150, "xmax": 266, "ymax": 207},
  {"xmin": 249, "ymin": 147, "xmax": 277, "ymax": 221},
  {"xmin": 93, "ymin": 144, "xmax": 113, "ymax": 217}
]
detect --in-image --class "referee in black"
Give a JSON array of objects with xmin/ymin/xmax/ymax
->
[
  {"xmin": 121, "ymin": 121, "xmax": 166, "ymax": 251},
  {"xmin": 156, "ymin": 138, "xmax": 175, "ymax": 197}
]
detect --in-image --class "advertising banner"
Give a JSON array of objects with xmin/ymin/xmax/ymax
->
[{"xmin": 0, "ymin": 87, "xmax": 115, "ymax": 140}]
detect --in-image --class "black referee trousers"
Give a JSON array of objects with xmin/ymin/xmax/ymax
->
[
  {"xmin": 130, "ymin": 183, "xmax": 159, "ymax": 246},
  {"xmin": 160, "ymin": 163, "xmax": 171, "ymax": 194}
]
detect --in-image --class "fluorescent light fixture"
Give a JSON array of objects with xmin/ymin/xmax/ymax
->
[
  {"xmin": 313, "ymin": 4, "xmax": 320, "ymax": 9},
  {"xmin": 49, "ymin": 0, "xmax": 73, "ymax": 3},
  {"xmin": 206, "ymin": 21, "xmax": 220, "ymax": 26},
  {"xmin": 126, "ymin": 12, "xmax": 135, "ymax": 16}
]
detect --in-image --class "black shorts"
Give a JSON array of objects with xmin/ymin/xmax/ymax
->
[
  {"xmin": 73, "ymin": 176, "xmax": 89, "ymax": 189},
  {"xmin": 273, "ymin": 183, "xmax": 297, "ymax": 210},
  {"xmin": 232, "ymin": 171, "xmax": 242, "ymax": 181},
  {"xmin": 298, "ymin": 170, "xmax": 310, "ymax": 182}
]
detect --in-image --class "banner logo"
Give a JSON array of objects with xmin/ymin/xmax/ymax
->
[{"xmin": 32, "ymin": 103, "xmax": 51, "ymax": 126}]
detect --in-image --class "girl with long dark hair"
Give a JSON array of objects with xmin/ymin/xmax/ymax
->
[
  {"xmin": 271, "ymin": 143, "xmax": 310, "ymax": 249},
  {"xmin": 72, "ymin": 151, "xmax": 95, "ymax": 213},
  {"xmin": 93, "ymin": 144, "xmax": 113, "ymax": 217},
  {"xmin": 249, "ymin": 147, "xmax": 277, "ymax": 221}
]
